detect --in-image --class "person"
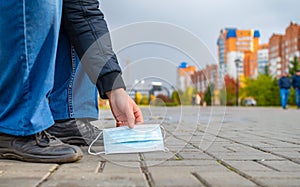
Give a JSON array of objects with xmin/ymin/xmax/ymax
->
[
  {"xmin": 292, "ymin": 70, "xmax": 300, "ymax": 109},
  {"xmin": 0, "ymin": 0, "xmax": 143, "ymax": 163},
  {"xmin": 192, "ymin": 94, "xmax": 196, "ymax": 105},
  {"xmin": 195, "ymin": 94, "xmax": 201, "ymax": 106},
  {"xmin": 278, "ymin": 71, "xmax": 291, "ymax": 109}
]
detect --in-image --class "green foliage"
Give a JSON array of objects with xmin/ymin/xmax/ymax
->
[
  {"xmin": 181, "ymin": 86, "xmax": 194, "ymax": 105},
  {"xmin": 288, "ymin": 87, "xmax": 296, "ymax": 105},
  {"xmin": 289, "ymin": 56, "xmax": 300, "ymax": 76},
  {"xmin": 219, "ymin": 87, "xmax": 227, "ymax": 105},
  {"xmin": 140, "ymin": 94, "xmax": 149, "ymax": 105},
  {"xmin": 135, "ymin": 92, "xmax": 142, "ymax": 104},
  {"xmin": 204, "ymin": 83, "xmax": 214, "ymax": 105},
  {"xmin": 241, "ymin": 74, "xmax": 280, "ymax": 106},
  {"xmin": 171, "ymin": 91, "xmax": 181, "ymax": 105}
]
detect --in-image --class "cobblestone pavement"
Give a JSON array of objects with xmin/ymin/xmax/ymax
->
[{"xmin": 1, "ymin": 106, "xmax": 300, "ymax": 187}]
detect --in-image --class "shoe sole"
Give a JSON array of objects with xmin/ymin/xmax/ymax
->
[{"xmin": 0, "ymin": 146, "xmax": 83, "ymax": 163}]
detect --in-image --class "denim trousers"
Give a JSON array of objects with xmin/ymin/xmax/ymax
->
[
  {"xmin": 295, "ymin": 88, "xmax": 300, "ymax": 108},
  {"xmin": 0, "ymin": 0, "xmax": 98, "ymax": 136},
  {"xmin": 279, "ymin": 89, "xmax": 290, "ymax": 108}
]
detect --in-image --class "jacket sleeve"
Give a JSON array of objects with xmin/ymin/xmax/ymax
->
[
  {"xmin": 62, "ymin": 0, "xmax": 125, "ymax": 99},
  {"xmin": 292, "ymin": 76, "xmax": 295, "ymax": 88},
  {"xmin": 278, "ymin": 78, "xmax": 281, "ymax": 88}
]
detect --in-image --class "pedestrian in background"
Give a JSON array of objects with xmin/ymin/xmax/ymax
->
[
  {"xmin": 278, "ymin": 71, "xmax": 291, "ymax": 109},
  {"xmin": 292, "ymin": 70, "xmax": 300, "ymax": 109}
]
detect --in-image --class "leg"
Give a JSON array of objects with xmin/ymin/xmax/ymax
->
[
  {"xmin": 296, "ymin": 89, "xmax": 300, "ymax": 109},
  {"xmin": 285, "ymin": 89, "xmax": 290, "ymax": 108},
  {"xmin": 49, "ymin": 30, "xmax": 98, "ymax": 120},
  {"xmin": 0, "ymin": 0, "xmax": 61, "ymax": 136},
  {"xmin": 48, "ymin": 30, "xmax": 101, "ymax": 146},
  {"xmin": 0, "ymin": 0, "xmax": 82, "ymax": 163},
  {"xmin": 280, "ymin": 89, "xmax": 286, "ymax": 109}
]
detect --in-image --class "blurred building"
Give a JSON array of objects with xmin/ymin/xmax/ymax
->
[
  {"xmin": 268, "ymin": 22, "xmax": 300, "ymax": 77},
  {"xmin": 282, "ymin": 22, "xmax": 300, "ymax": 74},
  {"xmin": 177, "ymin": 62, "xmax": 196, "ymax": 91},
  {"xmin": 217, "ymin": 28, "xmax": 260, "ymax": 79},
  {"xmin": 257, "ymin": 44, "xmax": 269, "ymax": 74},
  {"xmin": 191, "ymin": 64, "xmax": 219, "ymax": 104},
  {"xmin": 268, "ymin": 34, "xmax": 282, "ymax": 77}
]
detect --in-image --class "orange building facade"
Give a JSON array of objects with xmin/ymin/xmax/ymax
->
[
  {"xmin": 177, "ymin": 62, "xmax": 196, "ymax": 91},
  {"xmin": 217, "ymin": 28, "xmax": 260, "ymax": 79}
]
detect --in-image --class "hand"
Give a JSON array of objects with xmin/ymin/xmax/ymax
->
[{"xmin": 106, "ymin": 88, "xmax": 143, "ymax": 128}]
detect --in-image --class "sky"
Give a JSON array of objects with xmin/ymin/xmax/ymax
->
[{"xmin": 99, "ymin": 0, "xmax": 300, "ymax": 86}]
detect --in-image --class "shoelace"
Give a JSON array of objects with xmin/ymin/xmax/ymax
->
[{"xmin": 35, "ymin": 131, "xmax": 57, "ymax": 147}]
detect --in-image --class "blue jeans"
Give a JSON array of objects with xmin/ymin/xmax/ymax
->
[
  {"xmin": 295, "ymin": 88, "xmax": 300, "ymax": 108},
  {"xmin": 49, "ymin": 30, "xmax": 98, "ymax": 120},
  {"xmin": 0, "ymin": 1, "xmax": 98, "ymax": 136},
  {"xmin": 280, "ymin": 89, "xmax": 290, "ymax": 109}
]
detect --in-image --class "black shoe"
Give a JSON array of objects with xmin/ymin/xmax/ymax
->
[
  {"xmin": 47, "ymin": 118, "xmax": 103, "ymax": 146},
  {"xmin": 0, "ymin": 131, "xmax": 82, "ymax": 163}
]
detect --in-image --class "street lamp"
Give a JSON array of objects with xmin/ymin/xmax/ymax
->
[{"xmin": 234, "ymin": 59, "xmax": 241, "ymax": 106}]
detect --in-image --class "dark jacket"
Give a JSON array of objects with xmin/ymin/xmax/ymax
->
[
  {"xmin": 292, "ymin": 75, "xmax": 300, "ymax": 89},
  {"xmin": 62, "ymin": 0, "xmax": 125, "ymax": 99},
  {"xmin": 278, "ymin": 76, "xmax": 291, "ymax": 89}
]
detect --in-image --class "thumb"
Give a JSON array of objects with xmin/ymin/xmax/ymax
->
[{"xmin": 126, "ymin": 111, "xmax": 135, "ymax": 129}]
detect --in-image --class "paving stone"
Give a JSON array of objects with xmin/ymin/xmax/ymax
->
[
  {"xmin": 147, "ymin": 160, "xmax": 220, "ymax": 167},
  {"xmin": 100, "ymin": 153, "xmax": 141, "ymax": 162},
  {"xmin": 193, "ymin": 171, "xmax": 257, "ymax": 187},
  {"xmin": 102, "ymin": 162, "xmax": 142, "ymax": 173},
  {"xmin": 142, "ymin": 151, "xmax": 175, "ymax": 161},
  {"xmin": 211, "ymin": 152, "xmax": 283, "ymax": 161},
  {"xmin": 1, "ymin": 107, "xmax": 300, "ymax": 186},
  {"xmin": 41, "ymin": 173, "xmax": 148, "ymax": 187},
  {"xmin": 260, "ymin": 160, "xmax": 300, "ymax": 171},
  {"xmin": 148, "ymin": 167, "xmax": 203, "ymax": 186},
  {"xmin": 224, "ymin": 161, "xmax": 274, "ymax": 172},
  {"xmin": 177, "ymin": 152, "xmax": 213, "ymax": 160},
  {"xmin": 0, "ymin": 161, "xmax": 57, "ymax": 187},
  {"xmin": 256, "ymin": 178, "xmax": 300, "ymax": 187},
  {"xmin": 246, "ymin": 171, "xmax": 300, "ymax": 179}
]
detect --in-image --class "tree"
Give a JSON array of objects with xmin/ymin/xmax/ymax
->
[
  {"xmin": 204, "ymin": 83, "xmax": 214, "ymax": 106},
  {"xmin": 241, "ymin": 74, "xmax": 280, "ymax": 106},
  {"xmin": 289, "ymin": 56, "xmax": 300, "ymax": 76},
  {"xmin": 171, "ymin": 91, "xmax": 181, "ymax": 105},
  {"xmin": 140, "ymin": 94, "xmax": 149, "ymax": 105},
  {"xmin": 220, "ymin": 75, "xmax": 236, "ymax": 105},
  {"xmin": 181, "ymin": 86, "xmax": 194, "ymax": 105},
  {"xmin": 135, "ymin": 92, "xmax": 142, "ymax": 105}
]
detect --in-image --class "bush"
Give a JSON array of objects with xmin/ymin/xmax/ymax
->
[
  {"xmin": 241, "ymin": 74, "xmax": 281, "ymax": 106},
  {"xmin": 140, "ymin": 94, "xmax": 149, "ymax": 105},
  {"xmin": 135, "ymin": 92, "xmax": 142, "ymax": 104},
  {"xmin": 171, "ymin": 91, "xmax": 181, "ymax": 105}
]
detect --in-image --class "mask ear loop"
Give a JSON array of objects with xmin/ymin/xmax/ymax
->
[
  {"xmin": 88, "ymin": 131, "xmax": 105, "ymax": 155},
  {"xmin": 160, "ymin": 125, "xmax": 170, "ymax": 152}
]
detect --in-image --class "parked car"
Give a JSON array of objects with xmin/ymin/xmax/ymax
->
[{"xmin": 244, "ymin": 97, "xmax": 257, "ymax": 106}]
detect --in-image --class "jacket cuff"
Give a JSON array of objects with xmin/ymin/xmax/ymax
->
[{"xmin": 96, "ymin": 72, "xmax": 126, "ymax": 99}]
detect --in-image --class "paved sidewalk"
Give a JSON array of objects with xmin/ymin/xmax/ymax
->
[{"xmin": 1, "ymin": 107, "xmax": 300, "ymax": 187}]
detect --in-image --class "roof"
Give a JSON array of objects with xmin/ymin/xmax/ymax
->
[
  {"xmin": 254, "ymin": 30, "xmax": 260, "ymax": 38},
  {"xmin": 226, "ymin": 28, "xmax": 237, "ymax": 39}
]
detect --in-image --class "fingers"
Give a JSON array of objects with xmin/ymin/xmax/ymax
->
[
  {"xmin": 112, "ymin": 95, "xmax": 144, "ymax": 129},
  {"xmin": 134, "ymin": 106, "xmax": 144, "ymax": 124},
  {"xmin": 126, "ymin": 113, "xmax": 135, "ymax": 129}
]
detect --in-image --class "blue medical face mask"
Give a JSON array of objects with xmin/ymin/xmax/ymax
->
[{"xmin": 88, "ymin": 124, "xmax": 165, "ymax": 155}]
